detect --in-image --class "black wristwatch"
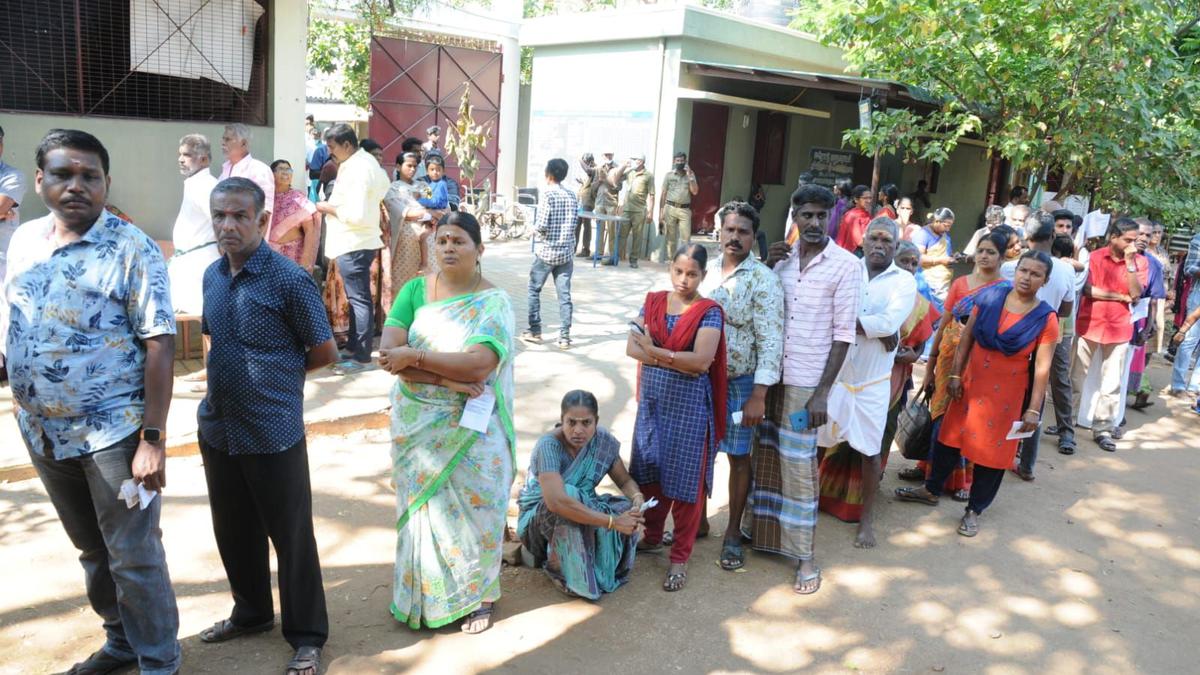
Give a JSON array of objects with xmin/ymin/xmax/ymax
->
[{"xmin": 141, "ymin": 427, "xmax": 164, "ymax": 443}]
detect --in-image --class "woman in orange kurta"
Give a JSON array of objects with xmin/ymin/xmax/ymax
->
[{"xmin": 896, "ymin": 251, "xmax": 1058, "ymax": 537}]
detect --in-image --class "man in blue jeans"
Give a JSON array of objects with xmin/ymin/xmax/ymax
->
[
  {"xmin": 3, "ymin": 129, "xmax": 180, "ymax": 674},
  {"xmin": 316, "ymin": 123, "xmax": 390, "ymax": 374},
  {"xmin": 522, "ymin": 158, "xmax": 579, "ymax": 349},
  {"xmin": 1170, "ymin": 231, "xmax": 1200, "ymax": 395}
]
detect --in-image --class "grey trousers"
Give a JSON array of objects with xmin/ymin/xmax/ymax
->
[{"xmin": 1020, "ymin": 336, "xmax": 1076, "ymax": 472}]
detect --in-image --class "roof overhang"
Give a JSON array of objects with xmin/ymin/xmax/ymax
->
[{"xmin": 684, "ymin": 61, "xmax": 940, "ymax": 110}]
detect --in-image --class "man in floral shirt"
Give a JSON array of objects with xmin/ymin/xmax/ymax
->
[
  {"xmin": 698, "ymin": 200, "xmax": 784, "ymax": 573},
  {"xmin": 1, "ymin": 129, "xmax": 180, "ymax": 675}
]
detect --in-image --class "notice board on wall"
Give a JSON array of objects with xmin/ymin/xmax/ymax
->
[{"xmin": 809, "ymin": 147, "xmax": 857, "ymax": 188}]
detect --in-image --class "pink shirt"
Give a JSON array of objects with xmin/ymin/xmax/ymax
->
[
  {"xmin": 220, "ymin": 154, "xmax": 275, "ymax": 213},
  {"xmin": 776, "ymin": 238, "xmax": 862, "ymax": 387}
]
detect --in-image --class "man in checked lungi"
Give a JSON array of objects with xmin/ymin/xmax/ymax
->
[
  {"xmin": 747, "ymin": 183, "xmax": 862, "ymax": 595},
  {"xmin": 698, "ymin": 200, "xmax": 785, "ymax": 573}
]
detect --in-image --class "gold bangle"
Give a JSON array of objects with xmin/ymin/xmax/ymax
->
[
  {"xmin": 607, "ymin": 514, "xmax": 614, "ymax": 530},
  {"xmin": 948, "ymin": 375, "xmax": 961, "ymax": 380},
  {"xmin": 415, "ymin": 349, "xmax": 425, "ymax": 369},
  {"xmin": 1025, "ymin": 409, "xmax": 1041, "ymax": 416},
  {"xmin": 669, "ymin": 351, "xmax": 676, "ymax": 363}
]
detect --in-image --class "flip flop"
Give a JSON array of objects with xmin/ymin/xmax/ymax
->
[
  {"xmin": 719, "ymin": 540, "xmax": 745, "ymax": 571},
  {"xmin": 285, "ymin": 646, "xmax": 321, "ymax": 675},
  {"xmin": 897, "ymin": 467, "xmax": 926, "ymax": 482},
  {"xmin": 663, "ymin": 568, "xmax": 688, "ymax": 592},
  {"xmin": 1096, "ymin": 435, "xmax": 1118, "ymax": 452},
  {"xmin": 793, "ymin": 567, "xmax": 822, "ymax": 595},
  {"xmin": 199, "ymin": 617, "xmax": 274, "ymax": 643},
  {"xmin": 957, "ymin": 513, "xmax": 979, "ymax": 537},
  {"xmin": 894, "ymin": 486, "xmax": 938, "ymax": 506},
  {"xmin": 951, "ymin": 489, "xmax": 970, "ymax": 502},
  {"xmin": 66, "ymin": 649, "xmax": 137, "ymax": 675},
  {"xmin": 460, "ymin": 604, "xmax": 494, "ymax": 634}
]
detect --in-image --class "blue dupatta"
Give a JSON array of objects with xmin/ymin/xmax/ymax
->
[{"xmin": 971, "ymin": 283, "xmax": 1054, "ymax": 356}]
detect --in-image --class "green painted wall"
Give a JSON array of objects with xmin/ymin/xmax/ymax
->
[{"xmin": 1, "ymin": 115, "xmax": 274, "ymax": 240}]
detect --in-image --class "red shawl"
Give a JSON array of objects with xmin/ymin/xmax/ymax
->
[{"xmin": 641, "ymin": 291, "xmax": 729, "ymax": 444}]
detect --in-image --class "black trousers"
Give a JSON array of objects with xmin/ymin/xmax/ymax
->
[
  {"xmin": 200, "ymin": 436, "xmax": 328, "ymax": 649},
  {"xmin": 924, "ymin": 439, "xmax": 1006, "ymax": 515}
]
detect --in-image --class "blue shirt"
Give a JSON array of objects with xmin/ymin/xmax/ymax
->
[
  {"xmin": 308, "ymin": 144, "xmax": 329, "ymax": 177},
  {"xmin": 198, "ymin": 242, "xmax": 333, "ymax": 455},
  {"xmin": 532, "ymin": 183, "xmax": 580, "ymax": 266},
  {"xmin": 1142, "ymin": 252, "xmax": 1166, "ymax": 300},
  {"xmin": 3, "ymin": 211, "xmax": 175, "ymax": 459}
]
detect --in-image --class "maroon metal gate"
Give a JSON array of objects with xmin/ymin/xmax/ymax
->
[{"xmin": 368, "ymin": 34, "xmax": 502, "ymax": 190}]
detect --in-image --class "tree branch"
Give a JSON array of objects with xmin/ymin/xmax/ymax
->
[{"xmin": 941, "ymin": 20, "xmax": 1008, "ymax": 118}]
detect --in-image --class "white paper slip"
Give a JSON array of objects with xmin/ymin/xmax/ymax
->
[
  {"xmin": 639, "ymin": 497, "xmax": 659, "ymax": 512},
  {"xmin": 118, "ymin": 479, "xmax": 159, "ymax": 510},
  {"xmin": 1005, "ymin": 420, "xmax": 1037, "ymax": 440},
  {"xmin": 731, "ymin": 410, "xmax": 744, "ymax": 425},
  {"xmin": 459, "ymin": 389, "xmax": 496, "ymax": 433}
]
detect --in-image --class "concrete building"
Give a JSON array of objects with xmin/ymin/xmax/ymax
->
[
  {"xmin": 0, "ymin": 1, "xmax": 307, "ymax": 240},
  {"xmin": 520, "ymin": 4, "xmax": 993, "ymax": 243}
]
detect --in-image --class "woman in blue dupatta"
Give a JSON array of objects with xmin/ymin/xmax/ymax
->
[
  {"xmin": 377, "ymin": 212, "xmax": 516, "ymax": 635},
  {"xmin": 897, "ymin": 251, "xmax": 1058, "ymax": 536},
  {"xmin": 518, "ymin": 390, "xmax": 645, "ymax": 599}
]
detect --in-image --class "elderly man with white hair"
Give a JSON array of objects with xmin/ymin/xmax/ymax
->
[
  {"xmin": 817, "ymin": 216, "xmax": 916, "ymax": 549},
  {"xmin": 219, "ymin": 123, "xmax": 274, "ymax": 215}
]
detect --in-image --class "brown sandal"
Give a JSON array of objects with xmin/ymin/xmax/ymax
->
[{"xmin": 894, "ymin": 486, "xmax": 939, "ymax": 506}]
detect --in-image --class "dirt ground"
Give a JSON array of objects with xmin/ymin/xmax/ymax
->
[{"xmin": 2, "ymin": 243, "xmax": 1198, "ymax": 674}]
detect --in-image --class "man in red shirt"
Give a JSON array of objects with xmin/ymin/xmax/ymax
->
[
  {"xmin": 1071, "ymin": 217, "xmax": 1147, "ymax": 452},
  {"xmin": 834, "ymin": 185, "xmax": 873, "ymax": 254}
]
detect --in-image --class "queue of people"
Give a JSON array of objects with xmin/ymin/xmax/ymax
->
[{"xmin": 2, "ymin": 125, "xmax": 1191, "ymax": 675}]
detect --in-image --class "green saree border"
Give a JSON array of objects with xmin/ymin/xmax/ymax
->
[
  {"xmin": 394, "ymin": 425, "xmax": 478, "ymax": 530},
  {"xmin": 389, "ymin": 576, "xmax": 501, "ymax": 629}
]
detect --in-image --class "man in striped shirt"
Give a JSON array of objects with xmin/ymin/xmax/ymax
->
[
  {"xmin": 523, "ymin": 158, "xmax": 580, "ymax": 349},
  {"xmin": 745, "ymin": 183, "xmax": 861, "ymax": 596}
]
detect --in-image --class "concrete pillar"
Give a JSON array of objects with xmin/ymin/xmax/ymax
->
[
  {"xmin": 271, "ymin": 0, "xmax": 309, "ymax": 190},
  {"xmin": 496, "ymin": 35, "xmax": 521, "ymax": 197}
]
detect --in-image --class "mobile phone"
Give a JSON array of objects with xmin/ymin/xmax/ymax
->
[
  {"xmin": 628, "ymin": 321, "xmax": 645, "ymax": 336},
  {"xmin": 789, "ymin": 410, "xmax": 810, "ymax": 432}
]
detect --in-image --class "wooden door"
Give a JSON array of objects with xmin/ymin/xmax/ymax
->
[{"xmin": 687, "ymin": 102, "xmax": 729, "ymax": 234}]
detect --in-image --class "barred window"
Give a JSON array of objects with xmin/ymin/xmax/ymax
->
[{"xmin": 0, "ymin": 0, "xmax": 269, "ymax": 124}]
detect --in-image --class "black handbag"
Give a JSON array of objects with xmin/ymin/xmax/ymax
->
[{"xmin": 896, "ymin": 390, "xmax": 933, "ymax": 461}]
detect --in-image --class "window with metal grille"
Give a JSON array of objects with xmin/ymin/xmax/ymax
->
[{"xmin": 0, "ymin": 0, "xmax": 269, "ymax": 124}]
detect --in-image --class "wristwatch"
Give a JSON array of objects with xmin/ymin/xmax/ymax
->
[{"xmin": 141, "ymin": 427, "xmax": 164, "ymax": 443}]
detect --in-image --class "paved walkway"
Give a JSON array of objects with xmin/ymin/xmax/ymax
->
[
  {"xmin": 4, "ymin": 239, "xmax": 1198, "ymax": 674},
  {"xmin": 0, "ymin": 239, "xmax": 676, "ymax": 479}
]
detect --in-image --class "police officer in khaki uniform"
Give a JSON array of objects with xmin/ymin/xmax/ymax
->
[
  {"xmin": 659, "ymin": 151, "xmax": 699, "ymax": 258},
  {"xmin": 574, "ymin": 152, "xmax": 597, "ymax": 257},
  {"xmin": 593, "ymin": 151, "xmax": 622, "ymax": 264},
  {"xmin": 615, "ymin": 154, "xmax": 654, "ymax": 268}
]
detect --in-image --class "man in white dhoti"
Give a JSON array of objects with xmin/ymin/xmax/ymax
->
[
  {"xmin": 170, "ymin": 134, "xmax": 220, "ymax": 314},
  {"xmin": 818, "ymin": 217, "xmax": 916, "ymax": 548},
  {"xmin": 170, "ymin": 134, "xmax": 220, "ymax": 388}
]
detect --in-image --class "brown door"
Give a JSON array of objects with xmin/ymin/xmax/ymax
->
[
  {"xmin": 369, "ymin": 36, "xmax": 502, "ymax": 191},
  {"xmin": 687, "ymin": 102, "xmax": 729, "ymax": 234}
]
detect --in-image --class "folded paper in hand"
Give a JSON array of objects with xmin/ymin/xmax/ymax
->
[
  {"xmin": 118, "ymin": 479, "xmax": 158, "ymax": 510},
  {"xmin": 460, "ymin": 389, "xmax": 496, "ymax": 433},
  {"xmin": 1005, "ymin": 420, "xmax": 1037, "ymax": 441}
]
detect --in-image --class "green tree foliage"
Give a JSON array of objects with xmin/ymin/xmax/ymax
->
[{"xmin": 796, "ymin": 0, "xmax": 1200, "ymax": 224}]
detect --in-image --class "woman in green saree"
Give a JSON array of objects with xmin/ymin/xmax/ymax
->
[
  {"xmin": 377, "ymin": 212, "xmax": 516, "ymax": 634},
  {"xmin": 517, "ymin": 390, "xmax": 645, "ymax": 600}
]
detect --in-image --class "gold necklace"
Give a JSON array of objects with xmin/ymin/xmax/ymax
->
[{"xmin": 434, "ymin": 268, "xmax": 481, "ymax": 300}]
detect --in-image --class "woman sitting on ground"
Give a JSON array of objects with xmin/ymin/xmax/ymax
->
[
  {"xmin": 517, "ymin": 390, "xmax": 645, "ymax": 600},
  {"xmin": 896, "ymin": 251, "xmax": 1058, "ymax": 536}
]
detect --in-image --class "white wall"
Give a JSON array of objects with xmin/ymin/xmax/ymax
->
[
  {"xmin": 527, "ymin": 41, "xmax": 666, "ymax": 187},
  {"xmin": 0, "ymin": 116, "xmax": 272, "ymax": 241}
]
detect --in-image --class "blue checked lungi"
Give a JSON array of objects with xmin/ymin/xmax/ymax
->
[
  {"xmin": 720, "ymin": 374, "xmax": 756, "ymax": 456},
  {"xmin": 743, "ymin": 384, "xmax": 818, "ymax": 560}
]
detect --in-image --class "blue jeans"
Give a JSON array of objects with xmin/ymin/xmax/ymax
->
[
  {"xmin": 28, "ymin": 434, "xmax": 180, "ymax": 674},
  {"xmin": 1172, "ymin": 289, "xmax": 1200, "ymax": 392},
  {"xmin": 336, "ymin": 248, "xmax": 379, "ymax": 363},
  {"xmin": 528, "ymin": 257, "xmax": 573, "ymax": 339}
]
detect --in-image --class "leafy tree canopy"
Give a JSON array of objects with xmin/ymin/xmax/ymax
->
[{"xmin": 795, "ymin": 0, "xmax": 1200, "ymax": 225}]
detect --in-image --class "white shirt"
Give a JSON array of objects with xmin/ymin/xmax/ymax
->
[
  {"xmin": 173, "ymin": 170, "xmax": 219, "ymax": 252},
  {"xmin": 818, "ymin": 261, "xmax": 917, "ymax": 455},
  {"xmin": 220, "ymin": 154, "xmax": 274, "ymax": 213},
  {"xmin": 168, "ymin": 170, "xmax": 221, "ymax": 315}
]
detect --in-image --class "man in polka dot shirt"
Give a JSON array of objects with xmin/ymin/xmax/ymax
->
[{"xmin": 196, "ymin": 177, "xmax": 338, "ymax": 675}]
